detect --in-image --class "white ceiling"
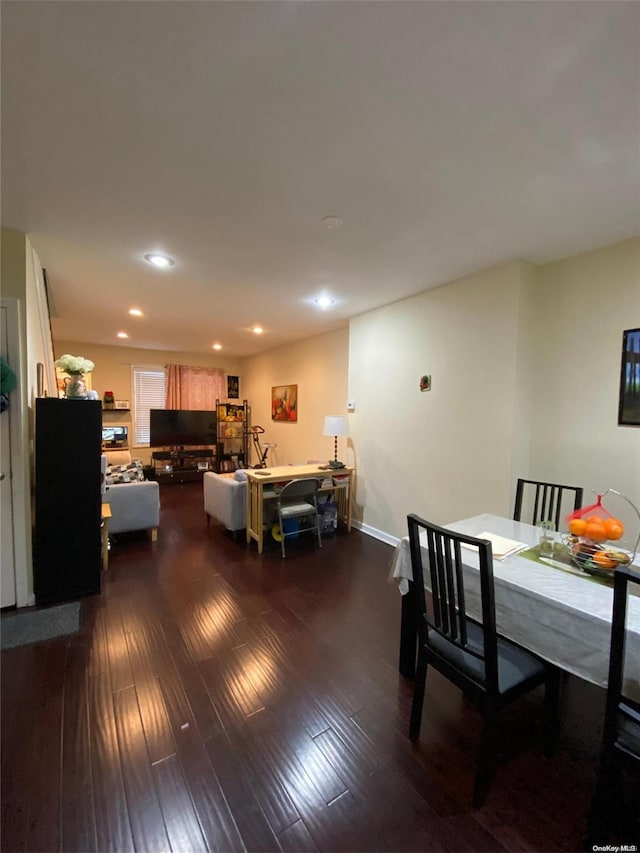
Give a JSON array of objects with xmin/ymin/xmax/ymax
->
[{"xmin": 3, "ymin": 1, "xmax": 639, "ymax": 357}]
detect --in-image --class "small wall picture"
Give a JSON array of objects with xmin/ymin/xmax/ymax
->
[
  {"xmin": 420, "ymin": 375, "xmax": 431, "ymax": 392},
  {"xmin": 618, "ymin": 327, "xmax": 640, "ymax": 426},
  {"xmin": 272, "ymin": 384, "xmax": 297, "ymax": 422},
  {"xmin": 227, "ymin": 375, "xmax": 239, "ymax": 399}
]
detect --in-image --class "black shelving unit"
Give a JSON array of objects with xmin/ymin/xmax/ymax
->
[
  {"xmin": 215, "ymin": 399, "xmax": 248, "ymax": 472},
  {"xmin": 34, "ymin": 398, "xmax": 102, "ymax": 604}
]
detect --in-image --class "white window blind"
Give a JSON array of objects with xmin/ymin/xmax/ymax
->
[{"xmin": 132, "ymin": 366, "xmax": 166, "ymax": 446}]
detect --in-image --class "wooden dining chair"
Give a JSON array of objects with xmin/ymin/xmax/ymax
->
[
  {"xmin": 407, "ymin": 513, "xmax": 561, "ymax": 808},
  {"xmin": 587, "ymin": 565, "xmax": 640, "ymax": 845},
  {"xmin": 513, "ymin": 478, "xmax": 583, "ymax": 528},
  {"xmin": 276, "ymin": 478, "xmax": 322, "ymax": 558}
]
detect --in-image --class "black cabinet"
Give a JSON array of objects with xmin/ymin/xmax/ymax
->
[
  {"xmin": 151, "ymin": 448, "xmax": 214, "ymax": 484},
  {"xmin": 34, "ymin": 398, "xmax": 102, "ymax": 604}
]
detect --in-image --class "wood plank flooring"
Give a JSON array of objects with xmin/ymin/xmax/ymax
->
[{"xmin": 1, "ymin": 482, "xmax": 609, "ymax": 852}]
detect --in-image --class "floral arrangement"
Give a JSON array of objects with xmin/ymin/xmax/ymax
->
[{"xmin": 54, "ymin": 354, "xmax": 95, "ymax": 376}]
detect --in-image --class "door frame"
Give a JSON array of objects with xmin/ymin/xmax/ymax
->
[{"xmin": 1, "ymin": 297, "xmax": 33, "ymax": 607}]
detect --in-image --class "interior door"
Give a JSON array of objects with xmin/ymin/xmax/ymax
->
[{"xmin": 1, "ymin": 305, "xmax": 16, "ymax": 607}]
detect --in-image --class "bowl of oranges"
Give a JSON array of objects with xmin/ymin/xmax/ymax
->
[{"xmin": 564, "ymin": 512, "xmax": 632, "ymax": 579}]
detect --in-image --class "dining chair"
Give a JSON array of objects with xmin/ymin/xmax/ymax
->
[
  {"xmin": 513, "ymin": 478, "xmax": 583, "ymax": 528},
  {"xmin": 587, "ymin": 565, "xmax": 640, "ymax": 845},
  {"xmin": 276, "ymin": 478, "xmax": 322, "ymax": 558},
  {"xmin": 407, "ymin": 513, "xmax": 561, "ymax": 808}
]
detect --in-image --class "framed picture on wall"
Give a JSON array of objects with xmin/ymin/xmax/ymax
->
[
  {"xmin": 272, "ymin": 384, "xmax": 297, "ymax": 422},
  {"xmin": 227, "ymin": 375, "xmax": 239, "ymax": 399},
  {"xmin": 618, "ymin": 327, "xmax": 640, "ymax": 426}
]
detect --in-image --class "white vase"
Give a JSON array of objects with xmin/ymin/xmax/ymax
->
[{"xmin": 65, "ymin": 374, "xmax": 87, "ymax": 399}]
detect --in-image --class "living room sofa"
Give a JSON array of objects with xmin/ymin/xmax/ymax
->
[
  {"xmin": 203, "ymin": 470, "xmax": 247, "ymax": 532},
  {"xmin": 103, "ymin": 451, "xmax": 160, "ymax": 540}
]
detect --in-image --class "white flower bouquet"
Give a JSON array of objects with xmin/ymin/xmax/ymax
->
[{"xmin": 54, "ymin": 354, "xmax": 95, "ymax": 376}]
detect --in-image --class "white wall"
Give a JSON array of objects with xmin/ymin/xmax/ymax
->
[
  {"xmin": 242, "ymin": 328, "xmax": 350, "ymax": 468},
  {"xmin": 529, "ymin": 238, "xmax": 640, "ymax": 535}
]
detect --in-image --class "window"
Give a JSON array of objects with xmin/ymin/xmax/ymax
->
[{"xmin": 131, "ymin": 365, "xmax": 165, "ymax": 446}]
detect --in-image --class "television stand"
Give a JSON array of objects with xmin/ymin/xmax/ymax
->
[{"xmin": 152, "ymin": 448, "xmax": 214, "ymax": 484}]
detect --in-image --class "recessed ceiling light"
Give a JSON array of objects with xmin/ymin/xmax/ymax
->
[
  {"xmin": 129, "ymin": 308, "xmax": 143, "ymax": 317},
  {"xmin": 321, "ymin": 215, "xmax": 343, "ymax": 229},
  {"xmin": 212, "ymin": 343, "xmax": 222, "ymax": 350},
  {"xmin": 144, "ymin": 253, "xmax": 174, "ymax": 268},
  {"xmin": 314, "ymin": 296, "xmax": 335, "ymax": 309},
  {"xmin": 252, "ymin": 326, "xmax": 264, "ymax": 335},
  {"xmin": 116, "ymin": 331, "xmax": 129, "ymax": 339}
]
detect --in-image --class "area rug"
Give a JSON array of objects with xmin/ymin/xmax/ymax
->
[{"xmin": 0, "ymin": 602, "xmax": 81, "ymax": 650}]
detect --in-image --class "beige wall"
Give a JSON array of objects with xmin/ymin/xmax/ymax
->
[
  {"xmin": 348, "ymin": 261, "xmax": 529, "ymax": 540},
  {"xmin": 53, "ymin": 236, "xmax": 640, "ymax": 546},
  {"xmin": 348, "ymin": 238, "xmax": 640, "ymax": 542},
  {"xmin": 529, "ymin": 238, "xmax": 640, "ymax": 533},
  {"xmin": 54, "ymin": 340, "xmax": 244, "ymax": 463},
  {"xmin": 1, "ymin": 230, "xmax": 39, "ymax": 605},
  {"xmin": 242, "ymin": 328, "xmax": 350, "ymax": 468}
]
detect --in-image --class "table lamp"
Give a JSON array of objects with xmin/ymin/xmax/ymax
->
[{"xmin": 323, "ymin": 415, "xmax": 350, "ymax": 469}]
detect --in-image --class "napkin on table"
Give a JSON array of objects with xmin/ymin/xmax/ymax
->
[{"xmin": 461, "ymin": 531, "xmax": 528, "ymax": 560}]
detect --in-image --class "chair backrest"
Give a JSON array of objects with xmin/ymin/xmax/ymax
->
[
  {"xmin": 513, "ymin": 478, "xmax": 583, "ymax": 528},
  {"xmin": 407, "ymin": 514, "xmax": 499, "ymax": 689},
  {"xmin": 278, "ymin": 478, "xmax": 320, "ymax": 503},
  {"xmin": 603, "ymin": 565, "xmax": 640, "ymax": 755}
]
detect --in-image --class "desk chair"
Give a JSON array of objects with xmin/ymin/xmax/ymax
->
[
  {"xmin": 276, "ymin": 479, "xmax": 322, "ymax": 558},
  {"xmin": 513, "ymin": 478, "xmax": 583, "ymax": 528},
  {"xmin": 588, "ymin": 565, "xmax": 640, "ymax": 845},
  {"xmin": 407, "ymin": 514, "xmax": 561, "ymax": 807}
]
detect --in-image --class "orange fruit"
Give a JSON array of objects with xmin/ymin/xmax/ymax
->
[
  {"xmin": 592, "ymin": 551, "xmax": 616, "ymax": 569},
  {"xmin": 585, "ymin": 519, "xmax": 607, "ymax": 542},
  {"xmin": 568, "ymin": 518, "xmax": 588, "ymax": 536},
  {"xmin": 604, "ymin": 518, "xmax": 624, "ymax": 540}
]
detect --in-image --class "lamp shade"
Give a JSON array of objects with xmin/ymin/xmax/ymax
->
[{"xmin": 323, "ymin": 415, "xmax": 349, "ymax": 437}]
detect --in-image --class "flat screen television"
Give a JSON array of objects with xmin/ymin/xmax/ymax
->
[
  {"xmin": 102, "ymin": 425, "xmax": 129, "ymax": 447},
  {"xmin": 149, "ymin": 409, "xmax": 217, "ymax": 447}
]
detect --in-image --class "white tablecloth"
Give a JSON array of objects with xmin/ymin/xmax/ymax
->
[{"xmin": 389, "ymin": 513, "xmax": 640, "ymax": 694}]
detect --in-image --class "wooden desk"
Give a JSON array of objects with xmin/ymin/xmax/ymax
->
[
  {"xmin": 101, "ymin": 502, "xmax": 112, "ymax": 572},
  {"xmin": 246, "ymin": 464, "xmax": 354, "ymax": 553}
]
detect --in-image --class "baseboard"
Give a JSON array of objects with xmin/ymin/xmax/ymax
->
[{"xmin": 352, "ymin": 520, "xmax": 400, "ymax": 548}]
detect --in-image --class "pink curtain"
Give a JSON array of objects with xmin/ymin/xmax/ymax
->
[{"xmin": 165, "ymin": 364, "xmax": 225, "ymax": 409}]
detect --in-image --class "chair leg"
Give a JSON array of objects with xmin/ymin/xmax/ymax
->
[
  {"xmin": 316, "ymin": 512, "xmax": 322, "ymax": 550},
  {"xmin": 543, "ymin": 667, "xmax": 561, "ymax": 758},
  {"xmin": 409, "ymin": 651, "xmax": 428, "ymax": 741},
  {"xmin": 473, "ymin": 712, "xmax": 497, "ymax": 808},
  {"xmin": 586, "ymin": 754, "xmax": 613, "ymax": 848}
]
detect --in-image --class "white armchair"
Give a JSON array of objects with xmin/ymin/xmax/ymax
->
[{"xmin": 203, "ymin": 470, "xmax": 247, "ymax": 532}]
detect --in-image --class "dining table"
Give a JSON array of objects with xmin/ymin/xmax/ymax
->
[{"xmin": 389, "ymin": 513, "xmax": 640, "ymax": 698}]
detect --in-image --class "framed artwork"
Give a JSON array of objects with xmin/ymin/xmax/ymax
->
[
  {"xmin": 227, "ymin": 375, "xmax": 239, "ymax": 399},
  {"xmin": 272, "ymin": 384, "xmax": 297, "ymax": 422},
  {"xmin": 618, "ymin": 327, "xmax": 640, "ymax": 426}
]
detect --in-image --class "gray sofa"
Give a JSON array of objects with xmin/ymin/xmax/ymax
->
[
  {"xmin": 203, "ymin": 470, "xmax": 247, "ymax": 532},
  {"xmin": 103, "ymin": 451, "xmax": 160, "ymax": 539}
]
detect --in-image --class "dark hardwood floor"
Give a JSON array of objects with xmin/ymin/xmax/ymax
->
[{"xmin": 2, "ymin": 482, "xmax": 608, "ymax": 852}]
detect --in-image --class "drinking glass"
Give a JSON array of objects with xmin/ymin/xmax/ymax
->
[{"xmin": 538, "ymin": 520, "xmax": 555, "ymax": 558}]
